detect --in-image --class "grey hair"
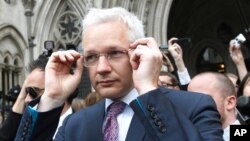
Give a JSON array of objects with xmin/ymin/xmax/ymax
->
[{"xmin": 82, "ymin": 7, "xmax": 145, "ymax": 42}]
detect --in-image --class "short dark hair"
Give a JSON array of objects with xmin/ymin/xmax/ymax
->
[
  {"xmin": 159, "ymin": 72, "xmax": 179, "ymax": 86},
  {"xmin": 28, "ymin": 54, "xmax": 49, "ymax": 72}
]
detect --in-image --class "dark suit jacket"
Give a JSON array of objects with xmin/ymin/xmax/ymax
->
[
  {"xmin": 15, "ymin": 87, "xmax": 223, "ymax": 141},
  {"xmin": 14, "ymin": 99, "xmax": 63, "ymax": 141},
  {"xmin": 0, "ymin": 110, "xmax": 22, "ymax": 141}
]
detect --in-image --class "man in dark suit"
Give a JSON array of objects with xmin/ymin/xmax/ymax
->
[
  {"xmin": 15, "ymin": 7, "xmax": 223, "ymax": 141},
  {"xmin": 0, "ymin": 54, "xmax": 48, "ymax": 141}
]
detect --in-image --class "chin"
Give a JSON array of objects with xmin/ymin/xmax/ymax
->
[{"xmin": 97, "ymin": 87, "xmax": 125, "ymax": 99}]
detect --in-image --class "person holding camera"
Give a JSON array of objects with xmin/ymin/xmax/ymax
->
[
  {"xmin": 229, "ymin": 38, "xmax": 248, "ymax": 81},
  {"xmin": 160, "ymin": 37, "xmax": 191, "ymax": 90}
]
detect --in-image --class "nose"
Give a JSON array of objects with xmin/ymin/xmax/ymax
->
[
  {"xmin": 96, "ymin": 56, "xmax": 112, "ymax": 73},
  {"xmin": 24, "ymin": 95, "xmax": 32, "ymax": 104}
]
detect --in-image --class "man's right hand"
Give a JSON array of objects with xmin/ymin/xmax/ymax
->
[{"xmin": 38, "ymin": 50, "xmax": 84, "ymax": 112}]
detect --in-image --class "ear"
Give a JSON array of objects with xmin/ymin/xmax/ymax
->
[{"xmin": 225, "ymin": 95, "xmax": 237, "ymax": 110}]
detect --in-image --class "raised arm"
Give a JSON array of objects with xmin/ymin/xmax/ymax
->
[
  {"xmin": 229, "ymin": 39, "xmax": 247, "ymax": 81},
  {"xmin": 129, "ymin": 37, "xmax": 163, "ymax": 94},
  {"xmin": 38, "ymin": 50, "xmax": 84, "ymax": 112},
  {"xmin": 168, "ymin": 37, "xmax": 191, "ymax": 86}
]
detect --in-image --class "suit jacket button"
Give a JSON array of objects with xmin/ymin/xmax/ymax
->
[
  {"xmin": 150, "ymin": 112, "xmax": 158, "ymax": 119},
  {"xmin": 24, "ymin": 126, "xmax": 27, "ymax": 131},
  {"xmin": 25, "ymin": 121, "xmax": 29, "ymax": 126},
  {"xmin": 159, "ymin": 125, "xmax": 167, "ymax": 133},
  {"xmin": 154, "ymin": 118, "xmax": 162, "ymax": 126},
  {"xmin": 147, "ymin": 104, "xmax": 155, "ymax": 112}
]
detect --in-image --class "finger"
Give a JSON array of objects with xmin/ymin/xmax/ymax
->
[
  {"xmin": 168, "ymin": 37, "xmax": 178, "ymax": 45},
  {"xmin": 65, "ymin": 52, "xmax": 81, "ymax": 62},
  {"xmin": 52, "ymin": 51, "xmax": 67, "ymax": 63},
  {"xmin": 74, "ymin": 56, "xmax": 84, "ymax": 78},
  {"xmin": 130, "ymin": 37, "xmax": 158, "ymax": 49},
  {"xmin": 68, "ymin": 50, "xmax": 82, "ymax": 58},
  {"xmin": 129, "ymin": 47, "xmax": 146, "ymax": 69},
  {"xmin": 173, "ymin": 43, "xmax": 181, "ymax": 48},
  {"xmin": 55, "ymin": 50, "xmax": 81, "ymax": 63}
]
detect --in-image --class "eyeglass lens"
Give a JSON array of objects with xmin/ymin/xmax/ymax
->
[{"xmin": 25, "ymin": 87, "xmax": 39, "ymax": 99}]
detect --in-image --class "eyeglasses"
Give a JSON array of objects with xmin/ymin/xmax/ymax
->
[
  {"xmin": 160, "ymin": 82, "xmax": 176, "ymax": 88},
  {"xmin": 83, "ymin": 49, "xmax": 128, "ymax": 67},
  {"xmin": 25, "ymin": 87, "xmax": 45, "ymax": 99}
]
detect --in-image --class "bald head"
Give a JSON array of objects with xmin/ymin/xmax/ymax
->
[
  {"xmin": 188, "ymin": 72, "xmax": 238, "ymax": 129},
  {"xmin": 188, "ymin": 72, "xmax": 236, "ymax": 98}
]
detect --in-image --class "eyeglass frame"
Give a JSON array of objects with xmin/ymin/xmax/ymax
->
[
  {"xmin": 159, "ymin": 81, "xmax": 177, "ymax": 88},
  {"xmin": 83, "ymin": 49, "xmax": 129, "ymax": 67}
]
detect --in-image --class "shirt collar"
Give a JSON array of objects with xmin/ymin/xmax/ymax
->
[{"xmin": 105, "ymin": 88, "xmax": 139, "ymax": 112}]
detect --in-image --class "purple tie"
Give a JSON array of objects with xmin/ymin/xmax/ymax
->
[{"xmin": 103, "ymin": 101, "xmax": 126, "ymax": 141}]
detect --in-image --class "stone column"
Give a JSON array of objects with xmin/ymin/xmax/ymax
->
[{"xmin": 22, "ymin": 0, "xmax": 36, "ymax": 62}]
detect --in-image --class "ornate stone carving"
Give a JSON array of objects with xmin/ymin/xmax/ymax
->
[{"xmin": 54, "ymin": 6, "xmax": 82, "ymax": 44}]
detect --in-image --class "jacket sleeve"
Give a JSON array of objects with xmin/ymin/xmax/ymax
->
[
  {"xmin": 130, "ymin": 87, "xmax": 223, "ymax": 141},
  {"xmin": 0, "ymin": 110, "xmax": 22, "ymax": 141},
  {"xmin": 14, "ymin": 97, "xmax": 63, "ymax": 141}
]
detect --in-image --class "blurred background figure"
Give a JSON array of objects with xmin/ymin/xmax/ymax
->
[
  {"xmin": 0, "ymin": 54, "xmax": 48, "ymax": 141},
  {"xmin": 225, "ymin": 72, "xmax": 240, "ymax": 93},
  {"xmin": 229, "ymin": 39, "xmax": 248, "ymax": 81},
  {"xmin": 71, "ymin": 98, "xmax": 85, "ymax": 112},
  {"xmin": 158, "ymin": 72, "xmax": 180, "ymax": 90},
  {"xmin": 83, "ymin": 91, "xmax": 102, "ymax": 107},
  {"xmin": 238, "ymin": 72, "xmax": 250, "ymax": 97},
  {"xmin": 159, "ymin": 37, "xmax": 191, "ymax": 90},
  {"xmin": 188, "ymin": 72, "xmax": 240, "ymax": 141},
  {"xmin": 71, "ymin": 91, "xmax": 102, "ymax": 112},
  {"xmin": 0, "ymin": 111, "xmax": 3, "ymax": 128},
  {"xmin": 237, "ymin": 72, "xmax": 250, "ymax": 125},
  {"xmin": 228, "ymin": 38, "xmax": 250, "ymax": 125}
]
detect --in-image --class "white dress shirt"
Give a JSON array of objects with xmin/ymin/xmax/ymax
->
[
  {"xmin": 53, "ymin": 107, "xmax": 73, "ymax": 139},
  {"xmin": 223, "ymin": 119, "xmax": 241, "ymax": 141},
  {"xmin": 105, "ymin": 88, "xmax": 139, "ymax": 141},
  {"xmin": 177, "ymin": 68, "xmax": 191, "ymax": 85}
]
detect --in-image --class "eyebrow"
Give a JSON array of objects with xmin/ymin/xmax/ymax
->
[{"xmin": 84, "ymin": 46, "xmax": 127, "ymax": 53}]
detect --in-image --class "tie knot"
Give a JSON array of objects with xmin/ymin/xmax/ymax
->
[{"xmin": 107, "ymin": 101, "xmax": 126, "ymax": 117}]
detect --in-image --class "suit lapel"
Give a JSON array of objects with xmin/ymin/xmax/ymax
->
[
  {"xmin": 125, "ymin": 114, "xmax": 145, "ymax": 141},
  {"xmin": 87, "ymin": 99, "xmax": 106, "ymax": 141}
]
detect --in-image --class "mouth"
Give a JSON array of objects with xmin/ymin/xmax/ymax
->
[{"xmin": 97, "ymin": 80, "xmax": 115, "ymax": 87}]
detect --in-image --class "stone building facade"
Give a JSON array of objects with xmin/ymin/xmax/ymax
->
[
  {"xmin": 0, "ymin": 0, "xmax": 250, "ymax": 112},
  {"xmin": 0, "ymin": 0, "xmax": 176, "ymax": 99}
]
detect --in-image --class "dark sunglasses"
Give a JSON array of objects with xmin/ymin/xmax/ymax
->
[{"xmin": 25, "ymin": 87, "xmax": 44, "ymax": 99}]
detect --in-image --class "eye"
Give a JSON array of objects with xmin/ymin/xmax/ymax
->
[
  {"xmin": 85, "ymin": 54, "xmax": 99, "ymax": 62},
  {"xmin": 108, "ymin": 50, "xmax": 125, "ymax": 58}
]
